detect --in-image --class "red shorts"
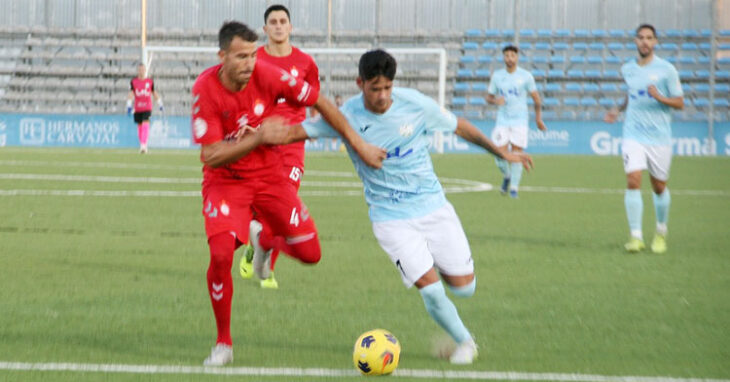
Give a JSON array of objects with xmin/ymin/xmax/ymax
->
[{"xmin": 201, "ymin": 176, "xmax": 316, "ymax": 243}]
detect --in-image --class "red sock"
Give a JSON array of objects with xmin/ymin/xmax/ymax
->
[{"xmin": 207, "ymin": 233, "xmax": 235, "ymax": 345}]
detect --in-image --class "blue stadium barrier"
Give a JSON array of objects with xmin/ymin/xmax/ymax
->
[
  {"xmin": 472, "ymin": 82, "xmax": 488, "ymax": 92},
  {"xmin": 545, "ymin": 83, "xmax": 561, "ymax": 92},
  {"xmin": 454, "ymin": 82, "xmax": 470, "ymax": 92},
  {"xmin": 475, "ymin": 69, "xmax": 491, "ymax": 78}
]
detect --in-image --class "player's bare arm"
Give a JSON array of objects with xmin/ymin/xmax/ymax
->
[
  {"xmin": 530, "ymin": 91, "xmax": 547, "ymax": 131},
  {"xmin": 201, "ymin": 121, "xmax": 289, "ymax": 168},
  {"xmin": 454, "ymin": 117, "xmax": 533, "ymax": 171},
  {"xmin": 313, "ymin": 95, "xmax": 386, "ymax": 169},
  {"xmin": 604, "ymin": 96, "xmax": 628, "ymax": 123},
  {"xmin": 485, "ymin": 93, "xmax": 505, "ymax": 106},
  {"xmin": 647, "ymin": 85, "xmax": 684, "ymax": 110}
]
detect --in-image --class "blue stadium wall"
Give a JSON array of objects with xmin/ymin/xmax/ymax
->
[{"xmin": 1, "ymin": 113, "xmax": 729, "ymax": 156}]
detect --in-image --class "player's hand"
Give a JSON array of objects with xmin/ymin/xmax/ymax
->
[
  {"xmin": 157, "ymin": 99, "xmax": 164, "ymax": 112},
  {"xmin": 647, "ymin": 85, "xmax": 660, "ymax": 100},
  {"xmin": 536, "ymin": 119, "xmax": 547, "ymax": 131},
  {"xmin": 604, "ymin": 108, "xmax": 619, "ymax": 123},
  {"xmin": 354, "ymin": 142, "xmax": 387, "ymax": 169},
  {"xmin": 127, "ymin": 106, "xmax": 133, "ymax": 116},
  {"xmin": 504, "ymin": 151, "xmax": 533, "ymax": 172},
  {"xmin": 495, "ymin": 96, "xmax": 506, "ymax": 106},
  {"xmin": 256, "ymin": 116, "xmax": 290, "ymax": 145}
]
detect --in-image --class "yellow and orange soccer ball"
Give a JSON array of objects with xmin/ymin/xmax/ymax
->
[{"xmin": 352, "ymin": 329, "xmax": 401, "ymax": 376}]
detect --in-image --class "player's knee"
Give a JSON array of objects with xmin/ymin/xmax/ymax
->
[
  {"xmin": 208, "ymin": 233, "xmax": 236, "ymax": 269},
  {"xmin": 289, "ymin": 236, "xmax": 321, "ymax": 264},
  {"xmin": 448, "ymin": 277, "xmax": 476, "ymax": 298}
]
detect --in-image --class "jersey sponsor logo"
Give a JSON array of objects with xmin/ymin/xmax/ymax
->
[
  {"xmin": 399, "ymin": 124, "xmax": 414, "ymax": 137},
  {"xmin": 386, "ymin": 146, "xmax": 413, "ymax": 159},
  {"xmin": 134, "ymin": 82, "xmax": 152, "ymax": 98},
  {"xmin": 193, "ymin": 118, "xmax": 208, "ymax": 139}
]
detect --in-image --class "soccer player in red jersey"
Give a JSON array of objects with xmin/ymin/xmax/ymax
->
[
  {"xmin": 126, "ymin": 63, "xmax": 163, "ymax": 153},
  {"xmin": 238, "ymin": 4, "xmax": 321, "ymax": 289},
  {"xmin": 193, "ymin": 21, "xmax": 385, "ymax": 366}
]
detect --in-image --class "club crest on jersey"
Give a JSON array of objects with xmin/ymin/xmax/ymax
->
[
  {"xmin": 290, "ymin": 66, "xmax": 299, "ymax": 78},
  {"xmin": 254, "ymin": 100, "xmax": 265, "ymax": 116},
  {"xmin": 399, "ymin": 124, "xmax": 414, "ymax": 137},
  {"xmin": 193, "ymin": 118, "xmax": 207, "ymax": 139}
]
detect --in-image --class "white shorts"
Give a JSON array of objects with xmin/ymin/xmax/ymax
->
[
  {"xmin": 491, "ymin": 125, "xmax": 528, "ymax": 148},
  {"xmin": 621, "ymin": 139, "xmax": 672, "ymax": 181},
  {"xmin": 372, "ymin": 202, "xmax": 474, "ymax": 288}
]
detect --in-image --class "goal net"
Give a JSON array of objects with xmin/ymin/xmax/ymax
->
[{"xmin": 143, "ymin": 46, "xmax": 448, "ymax": 152}]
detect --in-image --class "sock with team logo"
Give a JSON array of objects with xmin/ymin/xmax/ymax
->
[
  {"xmin": 509, "ymin": 162, "xmax": 523, "ymax": 191},
  {"xmin": 625, "ymin": 189, "xmax": 643, "ymax": 239},
  {"xmin": 419, "ymin": 282, "xmax": 471, "ymax": 344},
  {"xmin": 138, "ymin": 122, "xmax": 150, "ymax": 145},
  {"xmin": 207, "ymin": 232, "xmax": 235, "ymax": 346},
  {"xmin": 495, "ymin": 158, "xmax": 511, "ymax": 178},
  {"xmin": 652, "ymin": 189, "xmax": 670, "ymax": 235}
]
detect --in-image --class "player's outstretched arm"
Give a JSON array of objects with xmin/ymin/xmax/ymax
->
[
  {"xmin": 313, "ymin": 95, "xmax": 386, "ymax": 169},
  {"xmin": 454, "ymin": 117, "xmax": 533, "ymax": 171}
]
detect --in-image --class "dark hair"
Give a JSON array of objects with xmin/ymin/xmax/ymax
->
[
  {"xmin": 358, "ymin": 49, "xmax": 397, "ymax": 81},
  {"xmin": 502, "ymin": 45, "xmax": 518, "ymax": 54},
  {"xmin": 264, "ymin": 4, "xmax": 290, "ymax": 23},
  {"xmin": 218, "ymin": 21, "xmax": 258, "ymax": 50},
  {"xmin": 636, "ymin": 24, "xmax": 656, "ymax": 38}
]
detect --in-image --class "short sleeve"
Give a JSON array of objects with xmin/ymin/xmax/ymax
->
[
  {"xmin": 525, "ymin": 72, "xmax": 537, "ymax": 93},
  {"xmin": 408, "ymin": 89, "xmax": 458, "ymax": 133},
  {"xmin": 302, "ymin": 116, "xmax": 338, "ymax": 139},
  {"xmin": 487, "ymin": 76, "xmax": 497, "ymax": 95},
  {"xmin": 665, "ymin": 65, "xmax": 683, "ymax": 97},
  {"xmin": 191, "ymin": 81, "xmax": 223, "ymax": 145},
  {"xmin": 265, "ymin": 63, "xmax": 320, "ymax": 108},
  {"xmin": 304, "ymin": 56, "xmax": 321, "ymax": 93}
]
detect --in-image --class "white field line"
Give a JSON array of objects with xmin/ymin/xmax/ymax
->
[{"xmin": 0, "ymin": 361, "xmax": 726, "ymax": 382}]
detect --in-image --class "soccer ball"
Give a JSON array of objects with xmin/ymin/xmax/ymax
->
[{"xmin": 352, "ymin": 329, "xmax": 401, "ymax": 376}]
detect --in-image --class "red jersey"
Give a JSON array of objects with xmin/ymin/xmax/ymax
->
[
  {"xmin": 191, "ymin": 61, "xmax": 319, "ymax": 182},
  {"xmin": 256, "ymin": 46, "xmax": 320, "ymax": 169},
  {"xmin": 130, "ymin": 78, "xmax": 155, "ymax": 112}
]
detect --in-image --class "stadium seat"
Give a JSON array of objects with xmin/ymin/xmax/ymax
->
[
  {"xmin": 532, "ymin": 55, "xmax": 549, "ymax": 65},
  {"xmin": 574, "ymin": 29, "xmax": 590, "ymax": 38},
  {"xmin": 472, "ymin": 82, "xmax": 488, "ymax": 92},
  {"xmin": 531, "ymin": 69, "xmax": 546, "ymax": 78},
  {"xmin": 520, "ymin": 29, "xmax": 535, "ymax": 37},
  {"xmin": 572, "ymin": 42, "xmax": 588, "ymax": 51},
  {"xmin": 607, "ymin": 42, "xmax": 624, "ymax": 52},
  {"xmin": 698, "ymin": 56, "xmax": 710, "ymax": 65},
  {"xmin": 685, "ymin": 83, "xmax": 699, "ymax": 93},
  {"xmin": 567, "ymin": 69, "xmax": 584, "ymax": 78},
  {"xmin": 465, "ymin": 29, "xmax": 483, "ymax": 38},
  {"xmin": 718, "ymin": 57, "xmax": 730, "ymax": 66},
  {"xmin": 679, "ymin": 57, "xmax": 696, "ymax": 65},
  {"xmin": 570, "ymin": 55, "xmax": 586, "ymax": 64},
  {"xmin": 542, "ymin": 98, "xmax": 560, "ymax": 107},
  {"xmin": 693, "ymin": 98, "xmax": 709, "ymax": 107},
  {"xmin": 565, "ymin": 82, "xmax": 582, "ymax": 92},
  {"xmin": 537, "ymin": 29, "xmax": 553, "ymax": 38},
  {"xmin": 581, "ymin": 97, "xmax": 598, "ymax": 106},
  {"xmin": 678, "ymin": 70, "xmax": 693, "ymax": 79},
  {"xmin": 478, "ymin": 55, "xmax": 492, "ymax": 64},
  {"xmin": 475, "ymin": 69, "xmax": 490, "ymax": 78},
  {"xmin": 609, "ymin": 29, "xmax": 626, "ymax": 38},
  {"xmin": 588, "ymin": 42, "xmax": 605, "ymax": 51},
  {"xmin": 717, "ymin": 71, "xmax": 730, "ymax": 79},
  {"xmin": 502, "ymin": 29, "xmax": 515, "ymax": 38},
  {"xmin": 550, "ymin": 55, "xmax": 566, "ymax": 64},
  {"xmin": 619, "ymin": 84, "xmax": 628, "ymax": 91},
  {"xmin": 585, "ymin": 69, "xmax": 602, "ymax": 78},
  {"xmin": 625, "ymin": 42, "xmax": 637, "ymax": 50},
  {"xmin": 600, "ymin": 83, "xmax": 618, "ymax": 92},
  {"xmin": 699, "ymin": 42, "xmax": 711, "ymax": 51},
  {"xmin": 591, "ymin": 29, "xmax": 607, "ymax": 38},
  {"xmin": 555, "ymin": 29, "xmax": 571, "ymax": 38},
  {"xmin": 564, "ymin": 97, "xmax": 580, "ymax": 106},
  {"xmin": 659, "ymin": 43, "xmax": 678, "ymax": 52},
  {"xmin": 604, "ymin": 56, "xmax": 622, "ymax": 65},
  {"xmin": 469, "ymin": 97, "xmax": 487, "ymax": 106},
  {"xmin": 695, "ymin": 70, "xmax": 710, "ymax": 79},
  {"xmin": 460, "ymin": 55, "xmax": 476, "ymax": 64},
  {"xmin": 721, "ymin": 30, "xmax": 730, "ymax": 37},
  {"xmin": 599, "ymin": 97, "xmax": 616, "ymax": 107},
  {"xmin": 526, "ymin": 97, "xmax": 534, "ymax": 105},
  {"xmin": 583, "ymin": 83, "xmax": 600, "ymax": 93},
  {"xmin": 587, "ymin": 56, "xmax": 603, "ymax": 64},
  {"xmin": 482, "ymin": 41, "xmax": 498, "ymax": 51},
  {"xmin": 457, "ymin": 69, "xmax": 474, "ymax": 78},
  {"xmin": 715, "ymin": 84, "xmax": 730, "ymax": 93},
  {"xmin": 666, "ymin": 57, "xmax": 678, "ymax": 64},
  {"xmin": 548, "ymin": 69, "xmax": 564, "ymax": 78},
  {"xmin": 682, "ymin": 29, "xmax": 699, "ymax": 38},
  {"xmin": 464, "ymin": 110, "xmax": 482, "ymax": 119},
  {"xmin": 681, "ymin": 42, "xmax": 698, "ymax": 51},
  {"xmin": 484, "ymin": 29, "xmax": 500, "ymax": 38},
  {"xmin": 553, "ymin": 42, "xmax": 570, "ymax": 51},
  {"xmin": 545, "ymin": 83, "xmax": 561, "ymax": 92},
  {"xmin": 519, "ymin": 42, "xmax": 532, "ymax": 51},
  {"xmin": 534, "ymin": 42, "xmax": 551, "ymax": 51},
  {"xmin": 452, "ymin": 97, "xmax": 468, "ymax": 106},
  {"xmin": 663, "ymin": 29, "xmax": 682, "ymax": 38},
  {"xmin": 454, "ymin": 82, "xmax": 470, "ymax": 92},
  {"xmin": 463, "ymin": 42, "xmax": 479, "ymax": 51},
  {"xmin": 541, "ymin": 110, "xmax": 558, "ymax": 120},
  {"xmin": 718, "ymin": 43, "xmax": 730, "ymax": 50},
  {"xmin": 699, "ymin": 29, "xmax": 711, "ymax": 37},
  {"xmin": 714, "ymin": 99, "xmax": 730, "ymax": 107}
]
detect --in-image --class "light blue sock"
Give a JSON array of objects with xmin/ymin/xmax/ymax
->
[
  {"xmin": 509, "ymin": 162, "xmax": 523, "ymax": 191},
  {"xmin": 624, "ymin": 189, "xmax": 643, "ymax": 239},
  {"xmin": 448, "ymin": 277, "xmax": 476, "ymax": 298},
  {"xmin": 495, "ymin": 158, "xmax": 511, "ymax": 179},
  {"xmin": 652, "ymin": 189, "xmax": 670, "ymax": 235},
  {"xmin": 419, "ymin": 282, "xmax": 471, "ymax": 344}
]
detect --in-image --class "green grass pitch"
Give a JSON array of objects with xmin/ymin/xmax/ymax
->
[{"xmin": 0, "ymin": 147, "xmax": 728, "ymax": 381}]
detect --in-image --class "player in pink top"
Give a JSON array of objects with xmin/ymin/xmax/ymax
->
[
  {"xmin": 193, "ymin": 21, "xmax": 385, "ymax": 366},
  {"xmin": 238, "ymin": 4, "xmax": 321, "ymax": 289},
  {"xmin": 127, "ymin": 63, "xmax": 163, "ymax": 153}
]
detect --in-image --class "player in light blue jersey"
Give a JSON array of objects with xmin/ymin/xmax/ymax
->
[
  {"xmin": 604, "ymin": 24, "xmax": 684, "ymax": 254},
  {"xmin": 486, "ymin": 45, "xmax": 547, "ymax": 198},
  {"xmin": 271, "ymin": 49, "xmax": 532, "ymax": 364}
]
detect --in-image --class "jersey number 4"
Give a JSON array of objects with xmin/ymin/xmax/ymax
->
[{"xmin": 290, "ymin": 207, "xmax": 300, "ymax": 227}]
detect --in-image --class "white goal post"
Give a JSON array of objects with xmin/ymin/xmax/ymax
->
[{"xmin": 143, "ymin": 46, "xmax": 448, "ymax": 152}]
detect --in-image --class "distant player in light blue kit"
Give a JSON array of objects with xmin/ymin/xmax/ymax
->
[
  {"xmin": 604, "ymin": 24, "xmax": 684, "ymax": 254},
  {"xmin": 275, "ymin": 49, "xmax": 532, "ymax": 364},
  {"xmin": 486, "ymin": 45, "xmax": 547, "ymax": 198}
]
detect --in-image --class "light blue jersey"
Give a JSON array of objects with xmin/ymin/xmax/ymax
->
[
  {"xmin": 303, "ymin": 87, "xmax": 458, "ymax": 222},
  {"xmin": 487, "ymin": 66, "xmax": 537, "ymax": 127},
  {"xmin": 621, "ymin": 55, "xmax": 683, "ymax": 145}
]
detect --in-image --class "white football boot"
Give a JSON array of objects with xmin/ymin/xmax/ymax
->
[
  {"xmin": 449, "ymin": 338, "xmax": 478, "ymax": 364},
  {"xmin": 249, "ymin": 220, "xmax": 272, "ymax": 280},
  {"xmin": 203, "ymin": 344, "xmax": 233, "ymax": 366}
]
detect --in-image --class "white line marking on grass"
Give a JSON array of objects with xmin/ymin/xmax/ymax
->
[
  {"xmin": 0, "ymin": 190, "xmax": 201, "ymax": 197},
  {"xmin": 520, "ymin": 186, "xmax": 730, "ymax": 197},
  {"xmin": 0, "ymin": 362, "xmax": 727, "ymax": 382}
]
